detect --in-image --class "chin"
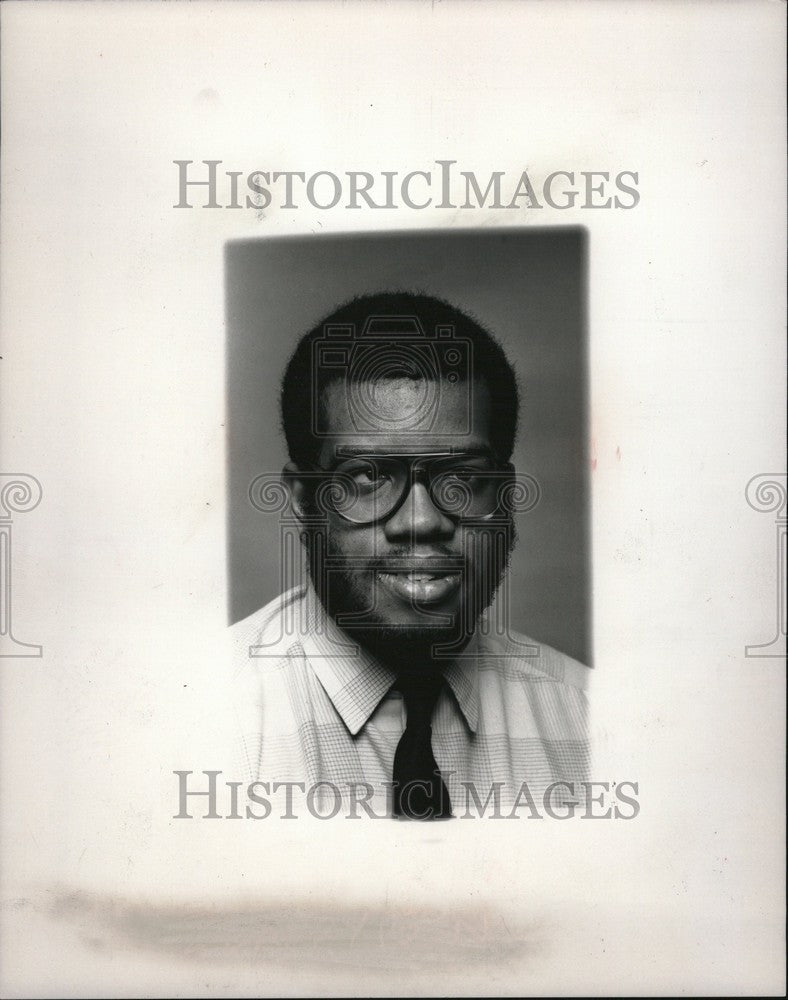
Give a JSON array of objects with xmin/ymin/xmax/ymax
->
[
  {"xmin": 340, "ymin": 623, "xmax": 470, "ymax": 669},
  {"xmin": 335, "ymin": 603, "xmax": 475, "ymax": 662},
  {"xmin": 337, "ymin": 589, "xmax": 466, "ymax": 633}
]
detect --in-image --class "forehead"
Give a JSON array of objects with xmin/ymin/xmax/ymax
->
[{"xmin": 319, "ymin": 377, "xmax": 492, "ymax": 461}]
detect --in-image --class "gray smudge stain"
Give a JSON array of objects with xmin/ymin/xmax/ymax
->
[{"xmin": 49, "ymin": 890, "xmax": 539, "ymax": 971}]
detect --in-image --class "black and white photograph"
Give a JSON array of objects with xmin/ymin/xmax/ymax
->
[
  {"xmin": 225, "ymin": 230, "xmax": 590, "ymax": 819},
  {"xmin": 0, "ymin": 1, "xmax": 784, "ymax": 996}
]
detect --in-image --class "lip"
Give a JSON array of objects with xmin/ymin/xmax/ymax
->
[
  {"xmin": 376, "ymin": 569, "xmax": 462, "ymax": 606},
  {"xmin": 372, "ymin": 558, "xmax": 464, "ymax": 572}
]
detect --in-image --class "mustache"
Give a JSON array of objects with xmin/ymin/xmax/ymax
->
[
  {"xmin": 305, "ymin": 531, "xmax": 517, "ymax": 580},
  {"xmin": 349, "ymin": 547, "xmax": 466, "ymax": 574}
]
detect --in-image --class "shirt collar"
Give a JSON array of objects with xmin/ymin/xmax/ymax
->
[
  {"xmin": 298, "ymin": 585, "xmax": 396, "ymax": 736},
  {"xmin": 298, "ymin": 584, "xmax": 480, "ymax": 736},
  {"xmin": 443, "ymin": 643, "xmax": 480, "ymax": 734}
]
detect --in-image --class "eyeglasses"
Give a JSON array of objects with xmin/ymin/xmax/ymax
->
[{"xmin": 308, "ymin": 451, "xmax": 513, "ymax": 525}]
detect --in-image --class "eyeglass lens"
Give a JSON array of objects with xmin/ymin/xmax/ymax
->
[{"xmin": 324, "ymin": 456, "xmax": 503, "ymax": 522}]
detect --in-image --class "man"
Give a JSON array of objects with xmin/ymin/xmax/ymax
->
[{"xmin": 231, "ymin": 292, "xmax": 589, "ymax": 819}]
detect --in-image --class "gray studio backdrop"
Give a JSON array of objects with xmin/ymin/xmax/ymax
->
[{"xmin": 226, "ymin": 227, "xmax": 590, "ymax": 665}]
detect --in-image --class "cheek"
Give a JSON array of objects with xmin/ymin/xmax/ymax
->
[{"xmin": 326, "ymin": 521, "xmax": 380, "ymax": 559}]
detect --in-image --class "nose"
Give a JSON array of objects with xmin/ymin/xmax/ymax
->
[{"xmin": 383, "ymin": 481, "xmax": 455, "ymax": 542}]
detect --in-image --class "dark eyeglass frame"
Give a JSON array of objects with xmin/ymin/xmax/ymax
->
[{"xmin": 305, "ymin": 449, "xmax": 514, "ymax": 525}]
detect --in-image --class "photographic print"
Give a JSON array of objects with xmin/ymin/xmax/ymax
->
[
  {"xmin": 224, "ymin": 228, "xmax": 591, "ymax": 820},
  {"xmin": 0, "ymin": 1, "xmax": 784, "ymax": 996}
]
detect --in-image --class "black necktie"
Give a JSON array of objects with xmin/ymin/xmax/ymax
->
[{"xmin": 392, "ymin": 673, "xmax": 453, "ymax": 820}]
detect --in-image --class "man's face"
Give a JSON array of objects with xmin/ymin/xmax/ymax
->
[{"xmin": 296, "ymin": 376, "xmax": 515, "ymax": 660}]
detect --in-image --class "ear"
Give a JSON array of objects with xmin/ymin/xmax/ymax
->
[{"xmin": 282, "ymin": 462, "xmax": 310, "ymax": 521}]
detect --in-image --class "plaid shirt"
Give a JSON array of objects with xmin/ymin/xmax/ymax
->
[{"xmin": 229, "ymin": 585, "xmax": 589, "ymax": 816}]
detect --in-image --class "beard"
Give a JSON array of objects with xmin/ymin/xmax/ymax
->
[{"xmin": 302, "ymin": 521, "xmax": 517, "ymax": 671}]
